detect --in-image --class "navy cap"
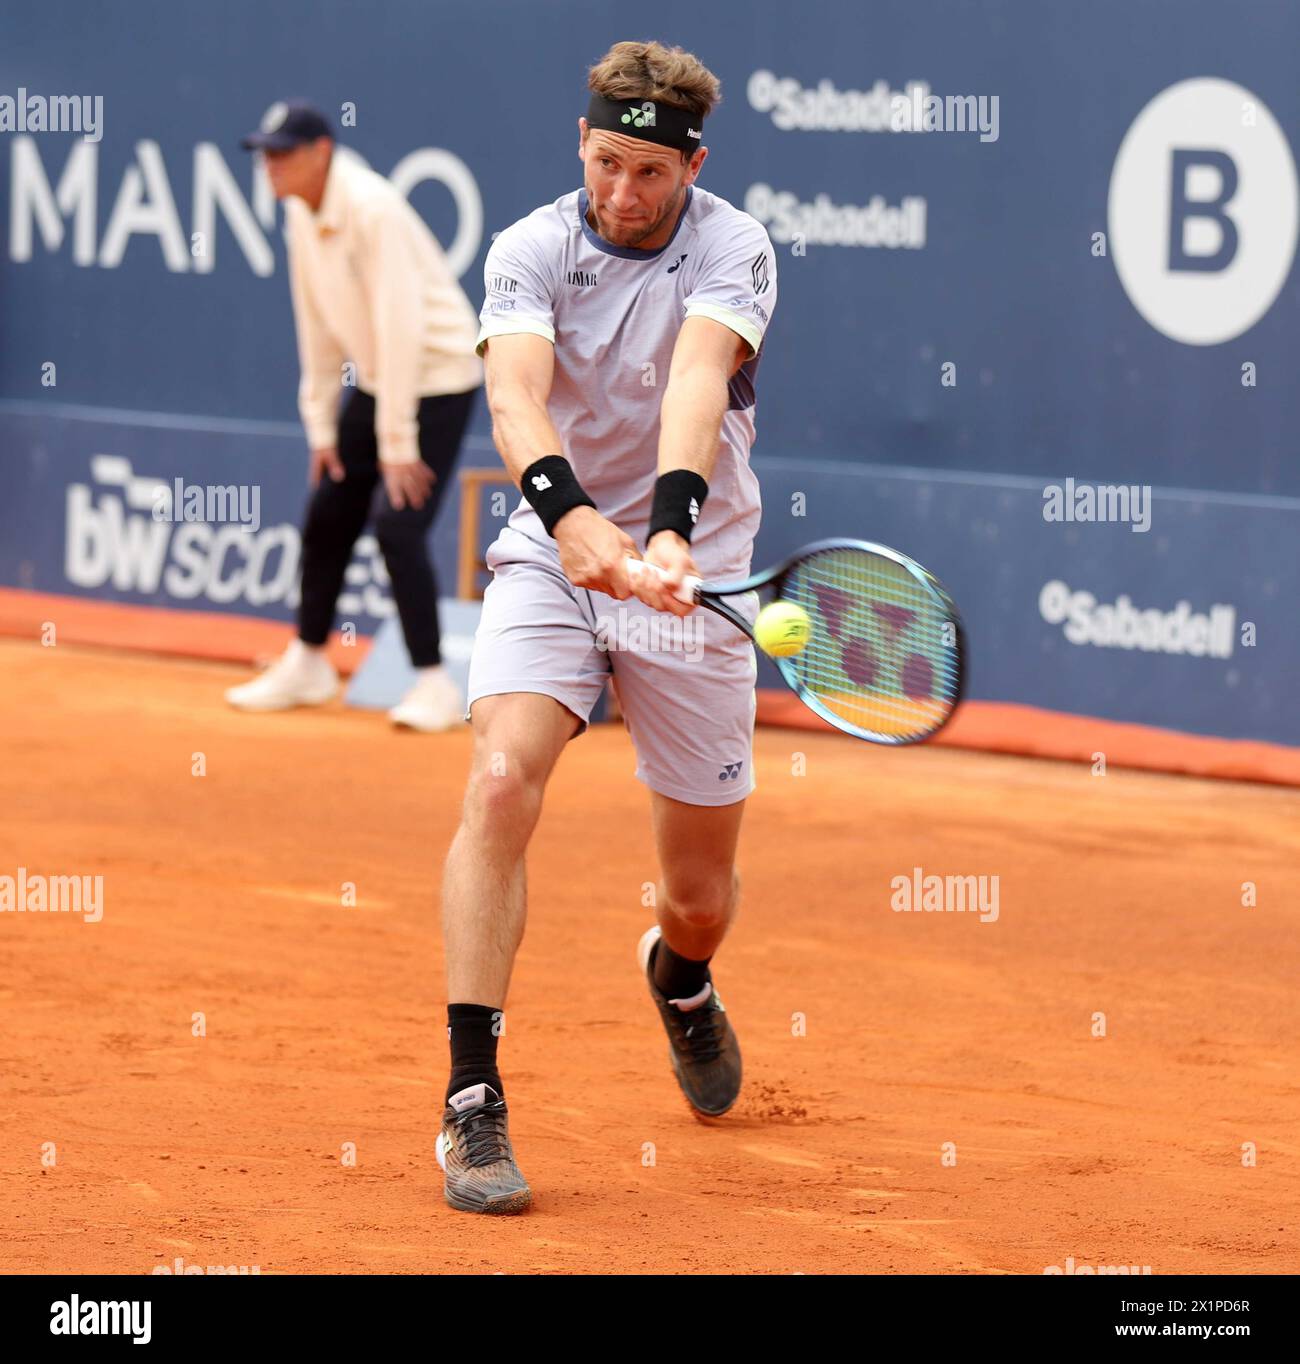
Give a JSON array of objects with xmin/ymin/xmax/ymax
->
[{"xmin": 241, "ymin": 100, "xmax": 333, "ymax": 151}]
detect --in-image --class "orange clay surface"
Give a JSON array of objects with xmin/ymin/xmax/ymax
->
[{"xmin": 1, "ymin": 637, "xmax": 1297, "ymax": 1274}]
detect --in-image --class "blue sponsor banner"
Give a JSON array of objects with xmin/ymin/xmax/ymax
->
[
  {"xmin": 2, "ymin": 0, "xmax": 1298, "ymax": 748},
  {"xmin": 749, "ymin": 460, "xmax": 1300, "ymax": 746},
  {"xmin": 0, "ymin": 405, "xmax": 497, "ymax": 629},
  {"xmin": 5, "ymin": 404, "xmax": 1295, "ymax": 745}
]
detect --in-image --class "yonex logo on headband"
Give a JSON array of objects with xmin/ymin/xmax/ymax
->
[
  {"xmin": 622, "ymin": 101, "xmax": 656, "ymax": 128},
  {"xmin": 587, "ymin": 92, "xmax": 704, "ymax": 152}
]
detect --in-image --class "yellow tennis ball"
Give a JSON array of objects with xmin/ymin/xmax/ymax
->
[{"xmin": 754, "ymin": 601, "xmax": 811, "ymax": 657}]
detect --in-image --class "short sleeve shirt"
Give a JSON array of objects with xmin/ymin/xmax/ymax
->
[{"xmin": 476, "ymin": 185, "xmax": 777, "ymax": 577}]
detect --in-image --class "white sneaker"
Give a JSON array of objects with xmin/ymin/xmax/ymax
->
[
  {"xmin": 389, "ymin": 665, "xmax": 466, "ymax": 733},
  {"xmin": 225, "ymin": 639, "xmax": 339, "ymax": 712}
]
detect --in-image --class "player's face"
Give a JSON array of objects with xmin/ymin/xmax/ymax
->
[
  {"xmin": 580, "ymin": 124, "xmax": 705, "ymax": 251},
  {"xmin": 262, "ymin": 139, "xmax": 331, "ymax": 202}
]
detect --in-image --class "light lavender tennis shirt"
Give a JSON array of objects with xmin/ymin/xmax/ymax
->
[{"xmin": 475, "ymin": 185, "xmax": 778, "ymax": 579}]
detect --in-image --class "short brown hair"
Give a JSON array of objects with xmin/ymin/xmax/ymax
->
[{"xmin": 587, "ymin": 40, "xmax": 722, "ymax": 121}]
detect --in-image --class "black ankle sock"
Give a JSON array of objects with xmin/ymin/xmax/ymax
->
[
  {"xmin": 446, "ymin": 1003, "xmax": 504, "ymax": 1104},
  {"xmin": 652, "ymin": 939, "xmax": 712, "ymax": 1001}
]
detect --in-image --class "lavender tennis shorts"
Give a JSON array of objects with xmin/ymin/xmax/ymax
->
[{"xmin": 466, "ymin": 525, "xmax": 759, "ymax": 807}]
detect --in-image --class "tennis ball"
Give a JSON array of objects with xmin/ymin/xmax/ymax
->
[{"xmin": 754, "ymin": 601, "xmax": 811, "ymax": 657}]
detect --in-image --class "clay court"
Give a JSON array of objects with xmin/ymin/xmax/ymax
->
[{"xmin": 2, "ymin": 636, "xmax": 1296, "ymax": 1274}]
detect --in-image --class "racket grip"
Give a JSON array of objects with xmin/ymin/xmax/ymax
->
[{"xmin": 625, "ymin": 557, "xmax": 701, "ymax": 605}]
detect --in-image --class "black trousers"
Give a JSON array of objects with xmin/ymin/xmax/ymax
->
[{"xmin": 298, "ymin": 387, "xmax": 475, "ymax": 667}]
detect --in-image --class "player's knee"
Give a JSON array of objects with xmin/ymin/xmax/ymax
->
[
  {"xmin": 666, "ymin": 867, "xmax": 738, "ymax": 930},
  {"xmin": 462, "ymin": 759, "xmax": 543, "ymax": 833}
]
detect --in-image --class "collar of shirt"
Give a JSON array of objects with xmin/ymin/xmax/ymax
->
[{"xmin": 310, "ymin": 152, "xmax": 349, "ymax": 237}]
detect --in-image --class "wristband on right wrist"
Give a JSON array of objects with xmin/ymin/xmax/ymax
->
[
  {"xmin": 520, "ymin": 455, "xmax": 596, "ymax": 536},
  {"xmin": 648, "ymin": 469, "xmax": 709, "ymax": 544}
]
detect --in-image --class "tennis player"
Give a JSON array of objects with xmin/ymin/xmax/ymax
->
[
  {"xmin": 228, "ymin": 101, "xmax": 482, "ymax": 731},
  {"xmin": 436, "ymin": 42, "xmax": 778, "ymax": 1213}
]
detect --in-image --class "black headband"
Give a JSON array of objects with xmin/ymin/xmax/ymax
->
[{"xmin": 585, "ymin": 93, "xmax": 704, "ymax": 153}]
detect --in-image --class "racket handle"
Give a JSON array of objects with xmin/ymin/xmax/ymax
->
[{"xmin": 625, "ymin": 557, "xmax": 701, "ymax": 605}]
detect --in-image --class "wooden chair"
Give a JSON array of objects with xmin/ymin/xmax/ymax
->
[{"xmin": 456, "ymin": 467, "xmax": 516, "ymax": 600}]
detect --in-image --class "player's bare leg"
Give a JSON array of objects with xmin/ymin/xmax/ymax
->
[
  {"xmin": 443, "ymin": 692, "xmax": 578, "ymax": 1002},
  {"xmin": 436, "ymin": 691, "xmax": 579, "ymax": 1213},
  {"xmin": 651, "ymin": 792, "xmax": 745, "ymax": 955},
  {"xmin": 637, "ymin": 792, "xmax": 747, "ymax": 1117}
]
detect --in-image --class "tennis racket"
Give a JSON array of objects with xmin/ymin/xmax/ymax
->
[{"xmin": 626, "ymin": 538, "xmax": 966, "ymax": 744}]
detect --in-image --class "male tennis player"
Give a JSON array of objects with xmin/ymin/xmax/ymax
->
[
  {"xmin": 229, "ymin": 100, "xmax": 482, "ymax": 731},
  {"xmin": 436, "ymin": 41, "xmax": 777, "ymax": 1213}
]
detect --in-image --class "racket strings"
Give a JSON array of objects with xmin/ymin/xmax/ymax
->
[{"xmin": 776, "ymin": 549, "xmax": 961, "ymax": 741}]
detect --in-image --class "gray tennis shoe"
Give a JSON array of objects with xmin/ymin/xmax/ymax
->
[{"xmin": 436, "ymin": 1082, "xmax": 532, "ymax": 1214}]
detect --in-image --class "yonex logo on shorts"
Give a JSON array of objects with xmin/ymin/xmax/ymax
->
[{"xmin": 718, "ymin": 761, "xmax": 744, "ymax": 781}]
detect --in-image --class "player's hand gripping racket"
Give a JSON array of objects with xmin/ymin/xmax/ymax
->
[{"xmin": 627, "ymin": 538, "xmax": 966, "ymax": 744}]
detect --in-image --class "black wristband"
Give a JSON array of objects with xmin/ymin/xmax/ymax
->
[
  {"xmin": 520, "ymin": 456, "xmax": 596, "ymax": 536},
  {"xmin": 647, "ymin": 469, "xmax": 709, "ymax": 544}
]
